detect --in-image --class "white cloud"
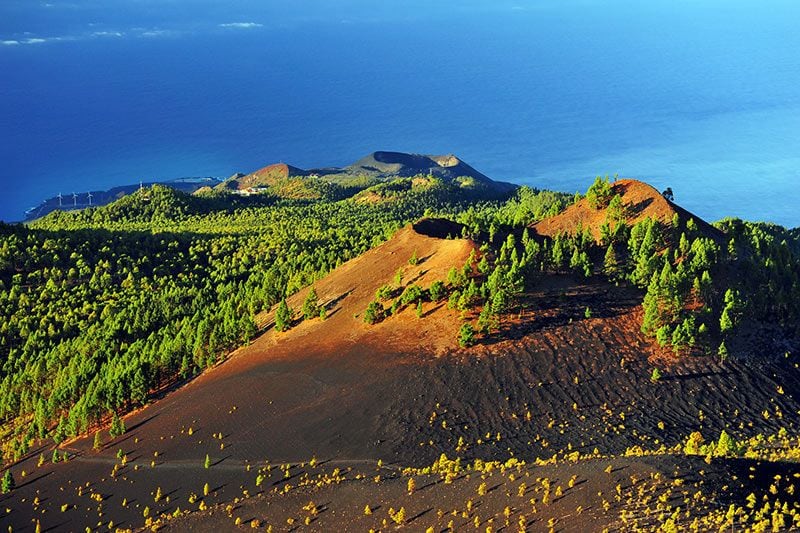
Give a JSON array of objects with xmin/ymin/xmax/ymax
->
[
  {"xmin": 1, "ymin": 20, "xmax": 264, "ymax": 50},
  {"xmin": 138, "ymin": 28, "xmax": 185, "ymax": 39},
  {"xmin": 219, "ymin": 22, "xmax": 263, "ymax": 29},
  {"xmin": 0, "ymin": 35, "xmax": 77, "ymax": 46}
]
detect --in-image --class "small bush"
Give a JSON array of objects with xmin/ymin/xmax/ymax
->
[{"xmin": 650, "ymin": 367, "xmax": 662, "ymax": 383}]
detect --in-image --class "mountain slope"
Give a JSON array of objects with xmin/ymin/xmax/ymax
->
[
  {"xmin": 5, "ymin": 214, "xmax": 800, "ymax": 532},
  {"xmin": 4, "ymin": 177, "xmax": 800, "ymax": 532}
]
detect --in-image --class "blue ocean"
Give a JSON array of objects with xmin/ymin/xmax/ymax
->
[{"xmin": 1, "ymin": 0, "xmax": 799, "ymax": 226}]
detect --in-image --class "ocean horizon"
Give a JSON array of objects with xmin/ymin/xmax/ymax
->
[{"xmin": 1, "ymin": 0, "xmax": 799, "ymax": 227}]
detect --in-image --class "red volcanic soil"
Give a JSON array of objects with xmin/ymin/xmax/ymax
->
[
  {"xmin": 532, "ymin": 179, "xmax": 723, "ymax": 242},
  {"xmin": 251, "ymin": 217, "xmax": 477, "ymax": 359},
  {"xmin": 2, "ymin": 219, "xmax": 799, "ymax": 532}
]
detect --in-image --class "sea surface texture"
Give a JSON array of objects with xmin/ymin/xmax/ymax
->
[{"xmin": 1, "ymin": 0, "xmax": 798, "ymax": 226}]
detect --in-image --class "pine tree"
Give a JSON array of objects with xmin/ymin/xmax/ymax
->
[
  {"xmin": 607, "ymin": 194, "xmax": 624, "ymax": 223},
  {"xmin": 1, "ymin": 469, "xmax": 14, "ymax": 494},
  {"xmin": 715, "ymin": 430, "xmax": 737, "ymax": 457},
  {"xmin": 447, "ymin": 290, "xmax": 460, "ymax": 310},
  {"xmin": 53, "ymin": 415, "xmax": 66, "ymax": 445},
  {"xmin": 579, "ymin": 251, "xmax": 592, "ymax": 277},
  {"xmin": 477, "ymin": 256, "xmax": 491, "ymax": 275},
  {"xmin": 671, "ymin": 319, "xmax": 695, "ymax": 354},
  {"xmin": 631, "ymin": 224, "xmax": 659, "ymax": 287},
  {"xmin": 569, "ymin": 247, "xmax": 582, "ymax": 273},
  {"xmin": 491, "ymin": 288, "xmax": 509, "ymax": 314},
  {"xmin": 275, "ymin": 298, "xmax": 292, "ymax": 332},
  {"xmin": 679, "ymin": 232, "xmax": 689, "ymax": 256},
  {"xmin": 719, "ymin": 288, "xmax": 743, "ymax": 334},
  {"xmin": 109, "ymin": 412, "xmax": 125, "ymax": 438},
  {"xmin": 551, "ymin": 236, "xmax": 566, "ymax": 272},
  {"xmin": 641, "ymin": 273, "xmax": 662, "ymax": 335},
  {"xmin": 597, "ymin": 221, "xmax": 610, "ymax": 246},
  {"xmin": 719, "ymin": 308, "xmax": 734, "ymax": 334},
  {"xmin": 458, "ymin": 323, "xmax": 476, "ymax": 348},
  {"xmin": 477, "ymin": 302, "xmax": 497, "ymax": 334},
  {"xmin": 428, "ymin": 281, "xmax": 446, "ymax": 301},
  {"xmin": 363, "ymin": 301, "xmax": 382, "ymax": 325},
  {"xmin": 302, "ymin": 287, "xmax": 319, "ymax": 321},
  {"xmin": 93, "ymin": 430, "xmax": 102, "ymax": 451},
  {"xmin": 586, "ymin": 176, "xmax": 614, "ymax": 209},
  {"xmin": 718, "ymin": 341, "xmax": 729, "ymax": 362},
  {"xmin": 603, "ymin": 244, "xmax": 619, "ymax": 278},
  {"xmin": 204, "ymin": 454, "xmax": 211, "ymax": 469},
  {"xmin": 656, "ymin": 324, "xmax": 672, "ymax": 347}
]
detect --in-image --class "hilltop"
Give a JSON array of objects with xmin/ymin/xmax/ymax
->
[
  {"xmin": 214, "ymin": 151, "xmax": 516, "ymax": 198},
  {"xmin": 532, "ymin": 178, "xmax": 723, "ymax": 243},
  {"xmin": 214, "ymin": 163, "xmax": 308, "ymax": 192},
  {"xmin": 343, "ymin": 151, "xmax": 500, "ymax": 185}
]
